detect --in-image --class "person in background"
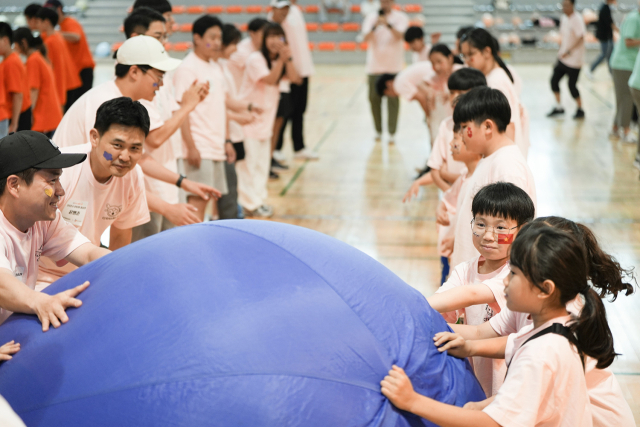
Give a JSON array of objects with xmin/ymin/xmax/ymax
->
[
  {"xmin": 360, "ymin": 0, "xmax": 379, "ymax": 18},
  {"xmin": 319, "ymin": 0, "xmax": 351, "ymax": 23},
  {"xmin": 404, "ymin": 26, "xmax": 441, "ymax": 63},
  {"xmin": 0, "ymin": 23, "xmax": 32, "ymax": 133},
  {"xmin": 44, "ymin": 0, "xmax": 95, "ymax": 108},
  {"xmin": 362, "ymin": 0, "xmax": 409, "ymax": 144},
  {"xmin": 13, "ymin": 28, "xmax": 62, "ymax": 138},
  {"xmin": 132, "ymin": 0, "xmax": 176, "ymax": 36},
  {"xmin": 23, "ymin": 3, "xmax": 42, "ymax": 31},
  {"xmin": 123, "ymin": 6, "xmax": 167, "ymax": 40},
  {"xmin": 227, "ymin": 18, "xmax": 270, "ymax": 91},
  {"xmin": 589, "ymin": 0, "xmax": 617, "ymax": 77}
]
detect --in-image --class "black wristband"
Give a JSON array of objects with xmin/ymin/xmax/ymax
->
[{"xmin": 176, "ymin": 174, "xmax": 186, "ymax": 188}]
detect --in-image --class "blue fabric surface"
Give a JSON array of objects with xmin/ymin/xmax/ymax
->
[{"xmin": 0, "ymin": 220, "xmax": 485, "ymax": 426}]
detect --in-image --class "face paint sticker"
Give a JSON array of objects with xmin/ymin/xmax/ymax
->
[
  {"xmin": 497, "ymin": 233, "xmax": 515, "ymax": 244},
  {"xmin": 103, "ymin": 151, "xmax": 113, "ymax": 161},
  {"xmin": 466, "ymin": 127, "xmax": 473, "ymax": 138},
  {"xmin": 44, "ymin": 187, "xmax": 54, "ymax": 198}
]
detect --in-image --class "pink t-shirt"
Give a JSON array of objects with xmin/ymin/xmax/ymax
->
[
  {"xmin": 486, "ymin": 67, "xmax": 528, "ymax": 158},
  {"xmin": 227, "ymin": 38, "xmax": 256, "ymax": 94},
  {"xmin": 392, "ymin": 61, "xmax": 434, "ymax": 101},
  {"xmin": 220, "ymin": 59, "xmax": 244, "ymax": 143},
  {"xmin": 484, "ymin": 316, "xmax": 593, "ymax": 427},
  {"xmin": 37, "ymin": 143, "xmax": 149, "ymax": 285},
  {"xmin": 426, "ymin": 116, "xmax": 465, "ymax": 176},
  {"xmin": 0, "ymin": 209, "xmax": 90, "ymax": 322},
  {"xmin": 239, "ymin": 52, "xmax": 281, "ymax": 141},
  {"xmin": 173, "ymin": 52, "xmax": 227, "ymax": 161},
  {"xmin": 450, "ymin": 144, "xmax": 536, "ymax": 270},
  {"xmin": 362, "ymin": 10, "xmax": 410, "ymax": 74},
  {"xmin": 411, "ymin": 44, "xmax": 431, "ymax": 64},
  {"xmin": 437, "ymin": 168, "xmax": 469, "ymax": 257},
  {"xmin": 559, "ymin": 12, "xmax": 586, "ymax": 69},
  {"xmin": 282, "ymin": 5, "xmax": 315, "ymax": 77},
  {"xmin": 436, "ymin": 256, "xmax": 510, "ymax": 396}
]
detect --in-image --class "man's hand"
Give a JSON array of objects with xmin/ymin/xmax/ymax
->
[
  {"xmin": 186, "ymin": 146, "xmax": 202, "ymax": 168},
  {"xmin": 0, "ymin": 340, "xmax": 20, "ymax": 361},
  {"xmin": 164, "ymin": 203, "xmax": 201, "ymax": 226},
  {"xmin": 31, "ymin": 281, "xmax": 90, "ymax": 332},
  {"xmin": 182, "ymin": 81, "xmax": 209, "ymax": 111},
  {"xmin": 225, "ymin": 142, "xmax": 236, "ymax": 164},
  {"xmin": 251, "ymin": 104, "xmax": 264, "ymax": 114},
  {"xmin": 433, "ymin": 332, "xmax": 471, "ymax": 358},
  {"xmin": 436, "ymin": 201, "xmax": 449, "ymax": 226},
  {"xmin": 380, "ymin": 365, "xmax": 419, "ymax": 412},
  {"xmin": 181, "ymin": 179, "xmax": 221, "ymax": 201},
  {"xmin": 234, "ymin": 111, "xmax": 255, "ymax": 125}
]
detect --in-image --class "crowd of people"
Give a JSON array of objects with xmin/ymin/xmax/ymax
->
[{"xmin": 0, "ymin": 0, "xmax": 638, "ymax": 425}]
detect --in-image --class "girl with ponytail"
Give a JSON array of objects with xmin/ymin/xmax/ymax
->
[
  {"xmin": 459, "ymin": 28, "xmax": 530, "ymax": 158},
  {"xmin": 381, "ymin": 221, "xmax": 633, "ymax": 426}
]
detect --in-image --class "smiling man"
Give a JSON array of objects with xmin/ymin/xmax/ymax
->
[
  {"xmin": 37, "ymin": 98, "xmax": 151, "ymax": 289},
  {"xmin": 0, "ymin": 131, "xmax": 110, "ymax": 330}
]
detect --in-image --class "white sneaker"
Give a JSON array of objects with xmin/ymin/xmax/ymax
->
[
  {"xmin": 388, "ymin": 134, "xmax": 395, "ymax": 145},
  {"xmin": 374, "ymin": 133, "xmax": 382, "ymax": 142},
  {"xmin": 586, "ymin": 70, "xmax": 595, "ymax": 81},
  {"xmin": 273, "ymin": 150, "xmax": 286, "ymax": 162},
  {"xmin": 622, "ymin": 133, "xmax": 637, "ymax": 144},
  {"xmin": 246, "ymin": 204, "xmax": 273, "ymax": 218},
  {"xmin": 294, "ymin": 148, "xmax": 319, "ymax": 160}
]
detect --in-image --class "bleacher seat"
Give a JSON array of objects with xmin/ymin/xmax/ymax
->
[
  {"xmin": 403, "ymin": 4, "xmax": 422, "ymax": 13},
  {"xmin": 187, "ymin": 5, "xmax": 204, "ymax": 14},
  {"xmin": 350, "ymin": 4, "xmax": 361, "ymax": 13},
  {"xmin": 305, "ymin": 5, "xmax": 319, "ymax": 13},
  {"xmin": 321, "ymin": 23, "xmax": 339, "ymax": 32},
  {"xmin": 237, "ymin": 23, "xmax": 248, "ymax": 31},
  {"xmin": 359, "ymin": 42, "xmax": 368, "ymax": 50},
  {"xmin": 318, "ymin": 41, "xmax": 336, "ymax": 51},
  {"xmin": 180, "ymin": 23, "xmax": 193, "ymax": 32},
  {"xmin": 172, "ymin": 5, "xmax": 185, "ymax": 14},
  {"xmin": 172, "ymin": 42, "xmax": 192, "ymax": 51},
  {"xmin": 339, "ymin": 41, "xmax": 357, "ymax": 51},
  {"xmin": 306, "ymin": 22, "xmax": 319, "ymax": 32},
  {"xmin": 308, "ymin": 42, "xmax": 315, "ymax": 51},
  {"xmin": 342, "ymin": 22, "xmax": 360, "ymax": 32},
  {"xmin": 245, "ymin": 5, "xmax": 262, "ymax": 13},
  {"xmin": 207, "ymin": 5, "xmax": 224, "ymax": 13},
  {"xmin": 227, "ymin": 5, "xmax": 243, "ymax": 13},
  {"xmin": 164, "ymin": 42, "xmax": 173, "ymax": 51}
]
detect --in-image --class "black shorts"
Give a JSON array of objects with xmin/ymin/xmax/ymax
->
[{"xmin": 276, "ymin": 92, "xmax": 293, "ymax": 119}]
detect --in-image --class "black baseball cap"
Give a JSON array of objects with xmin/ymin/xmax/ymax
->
[{"xmin": 0, "ymin": 131, "xmax": 86, "ymax": 180}]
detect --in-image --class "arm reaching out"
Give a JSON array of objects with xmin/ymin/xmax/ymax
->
[{"xmin": 427, "ymin": 284, "xmax": 497, "ymax": 313}]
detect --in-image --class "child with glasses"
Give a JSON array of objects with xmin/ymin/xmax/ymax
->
[{"xmin": 428, "ymin": 181, "xmax": 535, "ymax": 397}]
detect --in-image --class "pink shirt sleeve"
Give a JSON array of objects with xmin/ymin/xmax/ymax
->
[
  {"xmin": 139, "ymin": 100, "xmax": 165, "ymax": 132},
  {"xmin": 489, "ymin": 306, "xmax": 520, "ymax": 336},
  {"xmin": 112, "ymin": 166, "xmax": 150, "ymax": 230},
  {"xmin": 41, "ymin": 211, "xmax": 91, "ymax": 261},
  {"xmin": 246, "ymin": 54, "xmax": 270, "ymax": 83},
  {"xmin": 426, "ymin": 119, "xmax": 451, "ymax": 170},
  {"xmin": 172, "ymin": 67, "xmax": 197, "ymax": 103},
  {"xmin": 0, "ymin": 235, "xmax": 11, "ymax": 272},
  {"xmin": 361, "ymin": 13, "xmax": 377, "ymax": 34}
]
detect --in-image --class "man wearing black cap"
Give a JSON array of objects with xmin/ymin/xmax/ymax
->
[{"xmin": 0, "ymin": 131, "xmax": 110, "ymax": 331}]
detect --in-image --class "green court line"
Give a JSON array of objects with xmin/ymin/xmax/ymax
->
[{"xmin": 585, "ymin": 85, "xmax": 613, "ymax": 109}]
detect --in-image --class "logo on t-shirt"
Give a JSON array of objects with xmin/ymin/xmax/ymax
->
[
  {"xmin": 103, "ymin": 204, "xmax": 123, "ymax": 220},
  {"xmin": 35, "ymin": 245, "xmax": 43, "ymax": 262}
]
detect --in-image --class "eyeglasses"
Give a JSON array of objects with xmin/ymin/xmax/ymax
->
[
  {"xmin": 146, "ymin": 69, "xmax": 165, "ymax": 85},
  {"xmin": 471, "ymin": 219, "xmax": 518, "ymax": 243}
]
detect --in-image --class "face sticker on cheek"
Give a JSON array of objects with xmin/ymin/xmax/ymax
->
[
  {"xmin": 103, "ymin": 151, "xmax": 113, "ymax": 161},
  {"xmin": 497, "ymin": 234, "xmax": 515, "ymax": 244},
  {"xmin": 466, "ymin": 127, "xmax": 473, "ymax": 138},
  {"xmin": 44, "ymin": 187, "xmax": 54, "ymax": 198}
]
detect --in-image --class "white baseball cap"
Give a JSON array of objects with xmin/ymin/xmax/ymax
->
[
  {"xmin": 271, "ymin": 0, "xmax": 291, "ymax": 8},
  {"xmin": 116, "ymin": 35, "xmax": 181, "ymax": 72}
]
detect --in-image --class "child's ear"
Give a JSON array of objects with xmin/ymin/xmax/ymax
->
[{"xmin": 537, "ymin": 279, "xmax": 556, "ymax": 300}]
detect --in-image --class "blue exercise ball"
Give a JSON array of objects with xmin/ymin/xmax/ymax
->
[{"xmin": 0, "ymin": 221, "xmax": 484, "ymax": 426}]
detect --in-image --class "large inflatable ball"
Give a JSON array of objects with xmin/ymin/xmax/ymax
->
[{"xmin": 0, "ymin": 221, "xmax": 485, "ymax": 426}]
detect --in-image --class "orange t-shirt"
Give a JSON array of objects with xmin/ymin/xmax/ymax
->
[
  {"xmin": 27, "ymin": 51, "xmax": 63, "ymax": 132},
  {"xmin": 2, "ymin": 52, "xmax": 32, "ymax": 116},
  {"xmin": 59, "ymin": 17, "xmax": 95, "ymax": 71},
  {"xmin": 0, "ymin": 64, "xmax": 8, "ymax": 122},
  {"xmin": 42, "ymin": 32, "xmax": 81, "ymax": 105}
]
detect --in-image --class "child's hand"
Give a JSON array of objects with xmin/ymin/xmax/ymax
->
[
  {"xmin": 0, "ymin": 340, "xmax": 20, "ymax": 361},
  {"xmin": 433, "ymin": 332, "xmax": 471, "ymax": 358},
  {"xmin": 380, "ymin": 365, "xmax": 418, "ymax": 412},
  {"xmin": 436, "ymin": 201, "xmax": 449, "ymax": 226},
  {"xmin": 403, "ymin": 182, "xmax": 421, "ymax": 203}
]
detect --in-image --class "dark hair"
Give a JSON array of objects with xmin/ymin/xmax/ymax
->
[
  {"xmin": 461, "ymin": 28, "xmax": 514, "ymax": 83},
  {"xmin": 447, "ymin": 68, "xmax": 486, "ymax": 91},
  {"xmin": 456, "ymin": 25, "xmax": 474, "ymax": 41},
  {"xmin": 375, "ymin": 74, "xmax": 396, "ymax": 97},
  {"xmin": 24, "ymin": 3, "xmax": 43, "ymax": 18},
  {"xmin": 471, "ymin": 182, "xmax": 535, "ymax": 227},
  {"xmin": 567, "ymin": 0, "xmax": 575, "ymax": 4},
  {"xmin": 533, "ymin": 217, "xmax": 636, "ymax": 301},
  {"xmin": 13, "ymin": 27, "xmax": 47, "ymax": 57},
  {"xmin": 429, "ymin": 43, "xmax": 453, "ymax": 58},
  {"xmin": 510, "ymin": 223, "xmax": 617, "ymax": 369},
  {"xmin": 124, "ymin": 7, "xmax": 166, "ymax": 39},
  {"xmin": 453, "ymin": 86, "xmax": 510, "ymax": 132},
  {"xmin": 222, "ymin": 23, "xmax": 242, "ymax": 47},
  {"xmin": 453, "ymin": 122, "xmax": 461, "ymax": 133},
  {"xmin": 36, "ymin": 6, "xmax": 59, "ymax": 27},
  {"xmin": 403, "ymin": 26, "xmax": 424, "ymax": 43},
  {"xmin": 260, "ymin": 23, "xmax": 286, "ymax": 71},
  {"xmin": 132, "ymin": 0, "xmax": 173, "ymax": 14},
  {"xmin": 94, "ymin": 97, "xmax": 151, "ymax": 137},
  {"xmin": 0, "ymin": 168, "xmax": 39, "ymax": 197},
  {"xmin": 193, "ymin": 15, "xmax": 223, "ymax": 37},
  {"xmin": 248, "ymin": 17, "xmax": 269, "ymax": 33},
  {"xmin": 114, "ymin": 63, "xmax": 152, "ymax": 78},
  {"xmin": 0, "ymin": 22, "xmax": 13, "ymax": 44},
  {"xmin": 44, "ymin": 0, "xmax": 64, "ymax": 9}
]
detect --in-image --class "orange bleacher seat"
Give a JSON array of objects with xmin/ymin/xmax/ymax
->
[
  {"xmin": 172, "ymin": 5, "xmax": 185, "ymax": 14},
  {"xmin": 342, "ymin": 22, "xmax": 360, "ymax": 32},
  {"xmin": 308, "ymin": 42, "xmax": 315, "ymax": 50},
  {"xmin": 306, "ymin": 23, "xmax": 319, "ymax": 32},
  {"xmin": 409, "ymin": 20, "xmax": 423, "ymax": 27},
  {"xmin": 404, "ymin": 4, "xmax": 422, "ymax": 12},
  {"xmin": 112, "ymin": 42, "xmax": 123, "ymax": 52},
  {"xmin": 164, "ymin": 42, "xmax": 173, "ymax": 51},
  {"xmin": 180, "ymin": 23, "xmax": 193, "ymax": 32},
  {"xmin": 339, "ymin": 41, "xmax": 356, "ymax": 51},
  {"xmin": 227, "ymin": 5, "xmax": 243, "ymax": 13},
  {"xmin": 245, "ymin": 5, "xmax": 262, "ymax": 13},
  {"xmin": 187, "ymin": 5, "xmax": 205, "ymax": 14},
  {"xmin": 321, "ymin": 22, "xmax": 339, "ymax": 32},
  {"xmin": 172, "ymin": 23, "xmax": 179, "ymax": 33},
  {"xmin": 350, "ymin": 4, "xmax": 361, "ymax": 13},
  {"xmin": 305, "ymin": 5, "xmax": 319, "ymax": 13},
  {"xmin": 393, "ymin": 4, "xmax": 401, "ymax": 10},
  {"xmin": 172, "ymin": 42, "xmax": 192, "ymax": 52},
  {"xmin": 237, "ymin": 23, "xmax": 248, "ymax": 31},
  {"xmin": 207, "ymin": 5, "xmax": 224, "ymax": 13},
  {"xmin": 359, "ymin": 42, "xmax": 368, "ymax": 50},
  {"xmin": 127, "ymin": 6, "xmax": 132, "ymax": 13},
  {"xmin": 266, "ymin": 6, "xmax": 272, "ymax": 12},
  {"xmin": 318, "ymin": 42, "xmax": 336, "ymax": 51}
]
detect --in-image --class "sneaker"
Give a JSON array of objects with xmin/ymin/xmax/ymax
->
[
  {"xmin": 245, "ymin": 204, "xmax": 273, "ymax": 218},
  {"xmin": 271, "ymin": 157, "xmax": 289, "ymax": 171},
  {"xmin": 389, "ymin": 134, "xmax": 395, "ymax": 145},
  {"xmin": 374, "ymin": 133, "xmax": 382, "ymax": 142},
  {"xmin": 547, "ymin": 107, "xmax": 565, "ymax": 117},
  {"xmin": 586, "ymin": 70, "xmax": 595, "ymax": 81},
  {"xmin": 573, "ymin": 108, "xmax": 585, "ymax": 119},
  {"xmin": 269, "ymin": 170, "xmax": 279, "ymax": 180},
  {"xmin": 273, "ymin": 150, "xmax": 286, "ymax": 162},
  {"xmin": 633, "ymin": 158, "xmax": 640, "ymax": 171},
  {"xmin": 622, "ymin": 133, "xmax": 637, "ymax": 144},
  {"xmin": 609, "ymin": 128, "xmax": 621, "ymax": 139},
  {"xmin": 293, "ymin": 148, "xmax": 319, "ymax": 160}
]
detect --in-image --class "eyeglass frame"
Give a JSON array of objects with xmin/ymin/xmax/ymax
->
[{"xmin": 470, "ymin": 218, "xmax": 518, "ymax": 238}]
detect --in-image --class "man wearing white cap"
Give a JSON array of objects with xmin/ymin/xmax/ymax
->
[{"xmin": 53, "ymin": 36, "xmax": 220, "ymax": 227}]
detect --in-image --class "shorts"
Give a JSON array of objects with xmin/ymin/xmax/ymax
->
[
  {"xmin": 177, "ymin": 158, "xmax": 229, "ymax": 203},
  {"xmin": 276, "ymin": 92, "xmax": 293, "ymax": 119}
]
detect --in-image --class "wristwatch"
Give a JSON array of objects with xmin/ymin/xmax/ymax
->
[
  {"xmin": 248, "ymin": 103, "xmax": 253, "ymax": 112},
  {"xmin": 176, "ymin": 174, "xmax": 186, "ymax": 188}
]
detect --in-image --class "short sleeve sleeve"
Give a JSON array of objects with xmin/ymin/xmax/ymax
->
[
  {"xmin": 0, "ymin": 235, "xmax": 11, "ymax": 272},
  {"xmin": 27, "ymin": 59, "xmax": 42, "ymax": 90},
  {"xmin": 246, "ymin": 54, "xmax": 270, "ymax": 83},
  {"xmin": 426, "ymin": 120, "xmax": 450, "ymax": 170},
  {"xmin": 394, "ymin": 11, "xmax": 410, "ymax": 33},
  {"xmin": 113, "ymin": 166, "xmax": 151, "ymax": 229},
  {"xmin": 489, "ymin": 307, "xmax": 519, "ymax": 336},
  {"xmin": 41, "ymin": 211, "xmax": 91, "ymax": 262},
  {"xmin": 361, "ymin": 13, "xmax": 377, "ymax": 34},
  {"xmin": 4, "ymin": 60, "xmax": 22, "ymax": 94}
]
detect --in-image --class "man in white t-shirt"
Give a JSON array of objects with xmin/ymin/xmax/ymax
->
[
  {"xmin": 0, "ymin": 131, "xmax": 110, "ymax": 331},
  {"xmin": 362, "ymin": 0, "xmax": 409, "ymax": 143},
  {"xmin": 37, "ymin": 98, "xmax": 151, "ymax": 288},
  {"xmin": 547, "ymin": 0, "xmax": 586, "ymax": 119}
]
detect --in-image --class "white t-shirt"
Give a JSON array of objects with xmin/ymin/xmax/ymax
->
[
  {"xmin": 173, "ymin": 52, "xmax": 228, "ymax": 162},
  {"xmin": 0, "ymin": 209, "xmax": 90, "ymax": 323},
  {"xmin": 484, "ymin": 316, "xmax": 593, "ymax": 427},
  {"xmin": 559, "ymin": 12, "xmax": 586, "ymax": 69},
  {"xmin": 227, "ymin": 38, "xmax": 256, "ymax": 94},
  {"xmin": 37, "ymin": 143, "xmax": 149, "ymax": 285},
  {"xmin": 220, "ymin": 58, "xmax": 244, "ymax": 143},
  {"xmin": 436, "ymin": 256, "xmax": 510, "ymax": 396},
  {"xmin": 392, "ymin": 61, "xmax": 434, "ymax": 101},
  {"xmin": 450, "ymin": 144, "xmax": 536, "ymax": 270},
  {"xmin": 362, "ymin": 10, "xmax": 410, "ymax": 74},
  {"xmin": 411, "ymin": 44, "xmax": 431, "ymax": 64},
  {"xmin": 426, "ymin": 116, "xmax": 465, "ymax": 176},
  {"xmin": 282, "ymin": 5, "xmax": 315, "ymax": 77}
]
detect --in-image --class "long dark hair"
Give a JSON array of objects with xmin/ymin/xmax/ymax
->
[
  {"xmin": 13, "ymin": 27, "xmax": 47, "ymax": 58},
  {"xmin": 260, "ymin": 23, "xmax": 286, "ymax": 70},
  {"xmin": 429, "ymin": 43, "xmax": 453, "ymax": 58},
  {"xmin": 460, "ymin": 28, "xmax": 514, "ymax": 83},
  {"xmin": 510, "ymin": 222, "xmax": 617, "ymax": 369}
]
